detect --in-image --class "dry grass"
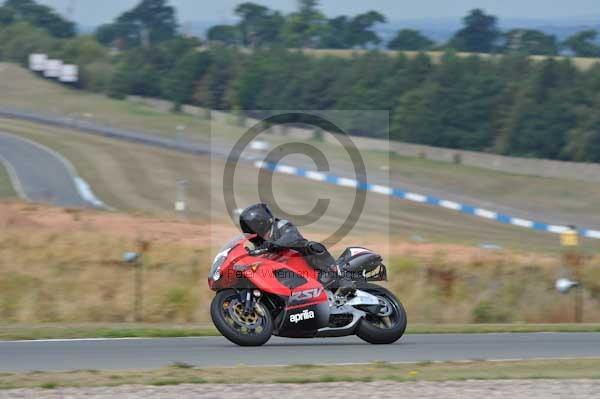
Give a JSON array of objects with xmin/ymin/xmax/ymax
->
[
  {"xmin": 0, "ymin": 229, "xmax": 213, "ymax": 324},
  {"xmin": 387, "ymin": 154, "xmax": 600, "ymax": 229},
  {"xmin": 2, "ymin": 359, "xmax": 600, "ymax": 389},
  {"xmin": 301, "ymin": 49, "xmax": 600, "ymax": 70},
  {"xmin": 1, "ymin": 202, "xmax": 600, "ymax": 324},
  {"xmin": 389, "ymin": 251, "xmax": 600, "ymax": 324}
]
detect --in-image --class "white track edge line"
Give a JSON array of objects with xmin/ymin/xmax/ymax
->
[{"xmin": 0, "ymin": 154, "xmax": 28, "ymax": 200}]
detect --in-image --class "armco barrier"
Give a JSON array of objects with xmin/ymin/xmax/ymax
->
[{"xmin": 255, "ymin": 160, "xmax": 600, "ymax": 240}]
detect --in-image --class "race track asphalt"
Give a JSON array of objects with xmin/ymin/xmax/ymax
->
[
  {"xmin": 0, "ymin": 131, "xmax": 88, "ymax": 207},
  {"xmin": 1, "ymin": 333, "xmax": 599, "ymax": 372}
]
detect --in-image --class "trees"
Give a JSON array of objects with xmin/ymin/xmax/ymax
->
[
  {"xmin": 3, "ymin": 0, "xmax": 75, "ymax": 38},
  {"xmin": 161, "ymin": 51, "xmax": 211, "ymax": 108},
  {"xmin": 0, "ymin": 7, "xmax": 16, "ymax": 26},
  {"xmin": 503, "ymin": 29, "xmax": 558, "ymax": 55},
  {"xmin": 394, "ymin": 52, "xmax": 501, "ymax": 150},
  {"xmin": 319, "ymin": 16, "xmax": 352, "ymax": 49},
  {"xmin": 347, "ymin": 11, "xmax": 386, "ymax": 48},
  {"xmin": 235, "ymin": 2, "xmax": 284, "ymax": 47},
  {"xmin": 203, "ymin": 2, "xmax": 383, "ymax": 50},
  {"xmin": 0, "ymin": 22, "xmax": 59, "ymax": 64},
  {"xmin": 235, "ymin": 2, "xmax": 269, "ymax": 46},
  {"xmin": 388, "ymin": 29, "xmax": 434, "ymax": 51},
  {"xmin": 7, "ymin": 0, "xmax": 600, "ymax": 163},
  {"xmin": 193, "ymin": 47, "xmax": 239, "ymax": 109},
  {"xmin": 318, "ymin": 11, "xmax": 385, "ymax": 49},
  {"xmin": 493, "ymin": 58, "xmax": 579, "ymax": 159},
  {"xmin": 449, "ymin": 9, "xmax": 501, "ymax": 53},
  {"xmin": 563, "ymin": 30, "xmax": 600, "ymax": 57},
  {"xmin": 282, "ymin": 0, "xmax": 326, "ymax": 48},
  {"xmin": 207, "ymin": 25, "xmax": 241, "ymax": 46},
  {"xmin": 563, "ymin": 95, "xmax": 600, "ymax": 162},
  {"xmin": 57, "ymin": 35, "xmax": 107, "ymax": 65},
  {"xmin": 96, "ymin": 0, "xmax": 177, "ymax": 48}
]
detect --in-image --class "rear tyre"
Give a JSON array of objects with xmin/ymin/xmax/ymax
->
[
  {"xmin": 210, "ymin": 289, "xmax": 273, "ymax": 346},
  {"xmin": 356, "ymin": 284, "xmax": 407, "ymax": 344}
]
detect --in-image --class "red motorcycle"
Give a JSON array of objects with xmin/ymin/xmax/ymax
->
[{"xmin": 208, "ymin": 234, "xmax": 407, "ymax": 346}]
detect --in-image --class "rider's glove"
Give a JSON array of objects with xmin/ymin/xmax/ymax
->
[
  {"xmin": 307, "ymin": 241, "xmax": 326, "ymax": 255},
  {"xmin": 262, "ymin": 241, "xmax": 277, "ymax": 251}
]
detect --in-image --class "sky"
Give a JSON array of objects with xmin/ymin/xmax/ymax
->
[{"xmin": 36, "ymin": 0, "xmax": 600, "ymax": 27}]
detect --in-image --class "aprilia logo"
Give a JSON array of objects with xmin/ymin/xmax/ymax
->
[
  {"xmin": 290, "ymin": 288, "xmax": 323, "ymax": 304},
  {"xmin": 289, "ymin": 309, "xmax": 315, "ymax": 323}
]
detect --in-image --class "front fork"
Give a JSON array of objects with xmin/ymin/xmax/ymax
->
[
  {"xmin": 242, "ymin": 289, "xmax": 254, "ymax": 313},
  {"xmin": 238, "ymin": 288, "xmax": 265, "ymax": 316}
]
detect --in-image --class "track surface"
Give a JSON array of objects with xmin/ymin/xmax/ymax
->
[
  {"xmin": 0, "ymin": 131, "xmax": 87, "ymax": 207},
  {"xmin": 2, "ymin": 333, "xmax": 600, "ymax": 372}
]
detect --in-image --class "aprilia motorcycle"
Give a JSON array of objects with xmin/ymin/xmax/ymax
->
[{"xmin": 208, "ymin": 234, "xmax": 407, "ymax": 346}]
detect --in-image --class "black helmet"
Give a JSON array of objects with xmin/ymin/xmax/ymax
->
[{"xmin": 239, "ymin": 203, "xmax": 274, "ymax": 238}]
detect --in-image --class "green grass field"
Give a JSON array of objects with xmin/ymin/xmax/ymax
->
[{"xmin": 0, "ymin": 162, "xmax": 16, "ymax": 198}]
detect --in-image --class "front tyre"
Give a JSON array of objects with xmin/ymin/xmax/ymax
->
[
  {"xmin": 356, "ymin": 284, "xmax": 407, "ymax": 344},
  {"xmin": 210, "ymin": 289, "xmax": 273, "ymax": 346}
]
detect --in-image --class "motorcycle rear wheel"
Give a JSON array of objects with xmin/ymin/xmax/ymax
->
[
  {"xmin": 211, "ymin": 289, "xmax": 274, "ymax": 346},
  {"xmin": 355, "ymin": 284, "xmax": 407, "ymax": 344}
]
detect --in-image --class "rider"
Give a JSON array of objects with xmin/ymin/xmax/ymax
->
[{"xmin": 239, "ymin": 203, "xmax": 355, "ymax": 294}]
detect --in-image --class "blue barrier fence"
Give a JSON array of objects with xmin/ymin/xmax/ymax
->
[{"xmin": 255, "ymin": 161, "xmax": 600, "ymax": 240}]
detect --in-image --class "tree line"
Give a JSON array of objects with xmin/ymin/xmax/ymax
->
[
  {"xmin": 203, "ymin": 3, "xmax": 600, "ymax": 57},
  {"xmin": 1, "ymin": 0, "xmax": 600, "ymax": 162}
]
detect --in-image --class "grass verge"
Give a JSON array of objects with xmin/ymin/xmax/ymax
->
[
  {"xmin": 0, "ymin": 161, "xmax": 16, "ymax": 198},
  {"xmin": 2, "ymin": 358, "xmax": 600, "ymax": 389},
  {"xmin": 3, "ymin": 323, "xmax": 600, "ymax": 341}
]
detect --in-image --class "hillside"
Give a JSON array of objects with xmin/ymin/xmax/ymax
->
[{"xmin": 1, "ymin": 63, "xmax": 600, "ymax": 249}]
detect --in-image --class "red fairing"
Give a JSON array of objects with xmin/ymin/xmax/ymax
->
[{"xmin": 209, "ymin": 237, "xmax": 327, "ymax": 306}]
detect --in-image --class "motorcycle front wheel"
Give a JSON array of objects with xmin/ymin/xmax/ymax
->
[
  {"xmin": 355, "ymin": 283, "xmax": 407, "ymax": 344},
  {"xmin": 210, "ymin": 289, "xmax": 274, "ymax": 346}
]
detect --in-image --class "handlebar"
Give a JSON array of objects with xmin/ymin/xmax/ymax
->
[{"xmin": 247, "ymin": 247, "xmax": 270, "ymax": 257}]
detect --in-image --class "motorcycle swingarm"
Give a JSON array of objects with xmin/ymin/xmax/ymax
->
[{"xmin": 314, "ymin": 289, "xmax": 380, "ymax": 337}]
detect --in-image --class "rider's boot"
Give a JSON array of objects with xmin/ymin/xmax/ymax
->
[
  {"xmin": 320, "ymin": 267, "xmax": 356, "ymax": 296},
  {"xmin": 336, "ymin": 276, "xmax": 356, "ymax": 296}
]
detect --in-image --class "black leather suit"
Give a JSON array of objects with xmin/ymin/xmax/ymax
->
[{"xmin": 258, "ymin": 218, "xmax": 336, "ymax": 277}]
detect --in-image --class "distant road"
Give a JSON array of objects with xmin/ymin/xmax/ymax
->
[
  {"xmin": 0, "ymin": 131, "xmax": 93, "ymax": 207},
  {"xmin": 1, "ymin": 333, "xmax": 600, "ymax": 372}
]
